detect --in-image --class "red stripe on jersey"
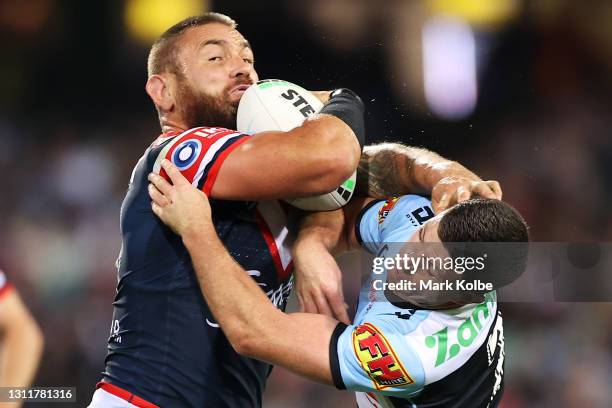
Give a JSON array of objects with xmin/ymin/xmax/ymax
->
[
  {"xmin": 367, "ymin": 392, "xmax": 379, "ymax": 402},
  {"xmin": 202, "ymin": 136, "xmax": 249, "ymax": 196},
  {"xmin": 0, "ymin": 283, "xmax": 13, "ymax": 299},
  {"xmin": 96, "ymin": 382, "xmax": 159, "ymax": 408},
  {"xmin": 159, "ymin": 127, "xmax": 241, "ymax": 188},
  {"xmin": 254, "ymin": 211, "xmax": 291, "ymax": 283}
]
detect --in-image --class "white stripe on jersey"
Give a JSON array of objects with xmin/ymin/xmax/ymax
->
[
  {"xmin": 356, "ymin": 391, "xmax": 408, "ymax": 408},
  {"xmin": 191, "ymin": 132, "xmax": 242, "ymax": 188},
  {"xmin": 257, "ymin": 200, "xmax": 293, "ymax": 270}
]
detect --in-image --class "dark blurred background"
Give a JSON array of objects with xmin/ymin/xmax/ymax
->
[{"xmin": 0, "ymin": 0, "xmax": 610, "ymax": 406}]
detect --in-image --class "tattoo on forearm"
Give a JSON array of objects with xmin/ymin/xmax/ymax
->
[{"xmin": 356, "ymin": 147, "xmax": 416, "ymax": 198}]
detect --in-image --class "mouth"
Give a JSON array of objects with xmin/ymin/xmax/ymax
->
[{"xmin": 229, "ymin": 84, "xmax": 251, "ymax": 98}]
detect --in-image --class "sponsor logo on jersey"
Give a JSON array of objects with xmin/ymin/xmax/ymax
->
[
  {"xmin": 378, "ymin": 197, "xmax": 400, "ymax": 224},
  {"xmin": 172, "ymin": 139, "xmax": 202, "ymax": 170},
  {"xmin": 352, "ymin": 322, "xmax": 414, "ymax": 390},
  {"xmin": 424, "ymin": 292, "xmax": 496, "ymax": 367},
  {"xmin": 406, "ymin": 205, "xmax": 435, "ymax": 226}
]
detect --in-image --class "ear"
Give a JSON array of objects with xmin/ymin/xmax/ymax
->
[
  {"xmin": 462, "ymin": 291, "xmax": 486, "ymax": 304},
  {"xmin": 146, "ymin": 74, "xmax": 175, "ymax": 112}
]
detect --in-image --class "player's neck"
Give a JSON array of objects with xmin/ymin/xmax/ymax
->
[
  {"xmin": 160, "ymin": 117, "xmax": 188, "ymax": 134},
  {"xmin": 385, "ymin": 287, "xmax": 472, "ymax": 310}
]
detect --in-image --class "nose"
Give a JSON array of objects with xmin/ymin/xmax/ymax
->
[{"xmin": 230, "ymin": 56, "xmax": 255, "ymax": 80}]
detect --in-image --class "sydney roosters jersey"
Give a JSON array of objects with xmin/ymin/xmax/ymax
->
[{"xmin": 102, "ymin": 127, "xmax": 294, "ymax": 407}]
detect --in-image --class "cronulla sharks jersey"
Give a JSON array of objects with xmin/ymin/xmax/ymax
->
[{"xmin": 329, "ymin": 196, "xmax": 505, "ymax": 408}]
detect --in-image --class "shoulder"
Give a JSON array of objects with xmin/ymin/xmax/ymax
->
[{"xmin": 152, "ymin": 127, "xmax": 249, "ymax": 192}]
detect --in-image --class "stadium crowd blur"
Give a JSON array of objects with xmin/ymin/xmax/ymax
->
[{"xmin": 0, "ymin": 0, "xmax": 610, "ymax": 406}]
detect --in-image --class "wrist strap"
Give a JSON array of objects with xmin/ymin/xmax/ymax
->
[{"xmin": 320, "ymin": 88, "xmax": 365, "ymax": 149}]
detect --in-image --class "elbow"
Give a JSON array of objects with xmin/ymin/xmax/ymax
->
[
  {"xmin": 329, "ymin": 147, "xmax": 359, "ymax": 182},
  {"xmin": 292, "ymin": 117, "xmax": 360, "ymax": 195},
  {"xmin": 227, "ymin": 325, "xmax": 261, "ymax": 359},
  {"xmin": 231, "ymin": 334, "xmax": 258, "ymax": 358},
  {"xmin": 307, "ymin": 139, "xmax": 359, "ymax": 194}
]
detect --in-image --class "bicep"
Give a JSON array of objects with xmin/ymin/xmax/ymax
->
[
  {"xmin": 211, "ymin": 130, "xmax": 324, "ymax": 200},
  {"xmin": 211, "ymin": 115, "xmax": 358, "ymax": 200}
]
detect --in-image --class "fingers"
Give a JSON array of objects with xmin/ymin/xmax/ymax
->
[
  {"xmin": 433, "ymin": 193, "xmax": 450, "ymax": 214},
  {"xmin": 313, "ymin": 291, "xmax": 333, "ymax": 317},
  {"xmin": 486, "ymin": 180, "xmax": 503, "ymax": 199},
  {"xmin": 329, "ymin": 295, "xmax": 350, "ymax": 324},
  {"xmin": 151, "ymin": 201, "xmax": 163, "ymax": 218},
  {"xmin": 310, "ymin": 90, "xmax": 331, "ymax": 104},
  {"xmin": 297, "ymin": 292, "xmax": 306, "ymax": 313},
  {"xmin": 434, "ymin": 178, "xmax": 504, "ymax": 213},
  {"xmin": 299, "ymin": 291, "xmax": 318, "ymax": 314},
  {"xmin": 321, "ymin": 281, "xmax": 350, "ymax": 323},
  {"xmin": 467, "ymin": 180, "xmax": 502, "ymax": 200},
  {"xmin": 148, "ymin": 171, "xmax": 174, "ymax": 198},
  {"xmin": 471, "ymin": 182, "xmax": 495, "ymax": 199},
  {"xmin": 457, "ymin": 185, "xmax": 470, "ymax": 202},
  {"xmin": 160, "ymin": 159, "xmax": 189, "ymax": 187},
  {"xmin": 148, "ymin": 183, "xmax": 170, "ymax": 207}
]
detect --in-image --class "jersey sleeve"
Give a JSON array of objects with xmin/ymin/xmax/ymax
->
[
  {"xmin": 355, "ymin": 199, "xmax": 386, "ymax": 254},
  {"xmin": 153, "ymin": 127, "xmax": 249, "ymax": 195},
  {"xmin": 379, "ymin": 195, "xmax": 434, "ymax": 243},
  {"xmin": 329, "ymin": 320, "xmax": 425, "ymax": 398},
  {"xmin": 356, "ymin": 196, "xmax": 434, "ymax": 254}
]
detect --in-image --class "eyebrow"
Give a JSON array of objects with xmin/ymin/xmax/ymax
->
[{"xmin": 199, "ymin": 38, "xmax": 252, "ymax": 50}]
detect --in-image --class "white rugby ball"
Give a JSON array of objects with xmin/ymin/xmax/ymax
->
[{"xmin": 237, "ymin": 79, "xmax": 356, "ymax": 211}]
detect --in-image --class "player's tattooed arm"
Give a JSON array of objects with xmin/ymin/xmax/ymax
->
[{"xmin": 356, "ymin": 143, "xmax": 502, "ymax": 212}]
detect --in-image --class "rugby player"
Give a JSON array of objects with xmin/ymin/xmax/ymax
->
[
  {"xmin": 92, "ymin": 12, "xmax": 502, "ymax": 407},
  {"xmin": 147, "ymin": 160, "xmax": 528, "ymax": 407},
  {"xmin": 0, "ymin": 270, "xmax": 44, "ymax": 408}
]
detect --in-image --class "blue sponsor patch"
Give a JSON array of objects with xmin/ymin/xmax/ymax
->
[{"xmin": 172, "ymin": 139, "xmax": 202, "ymax": 170}]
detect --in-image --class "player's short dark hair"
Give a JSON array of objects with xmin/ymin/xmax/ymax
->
[
  {"xmin": 147, "ymin": 13, "xmax": 237, "ymax": 78},
  {"xmin": 438, "ymin": 198, "xmax": 528, "ymax": 243},
  {"xmin": 438, "ymin": 198, "xmax": 529, "ymax": 290}
]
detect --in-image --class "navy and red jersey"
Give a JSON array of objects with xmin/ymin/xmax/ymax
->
[{"xmin": 102, "ymin": 127, "xmax": 295, "ymax": 407}]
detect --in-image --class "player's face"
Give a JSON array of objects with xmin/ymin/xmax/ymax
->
[
  {"xmin": 395, "ymin": 214, "xmax": 484, "ymax": 307},
  {"xmin": 408, "ymin": 216, "xmax": 443, "ymax": 244},
  {"xmin": 175, "ymin": 23, "xmax": 258, "ymax": 129},
  {"xmin": 387, "ymin": 216, "xmax": 443, "ymax": 288},
  {"xmin": 385, "ymin": 215, "xmax": 453, "ymax": 307}
]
